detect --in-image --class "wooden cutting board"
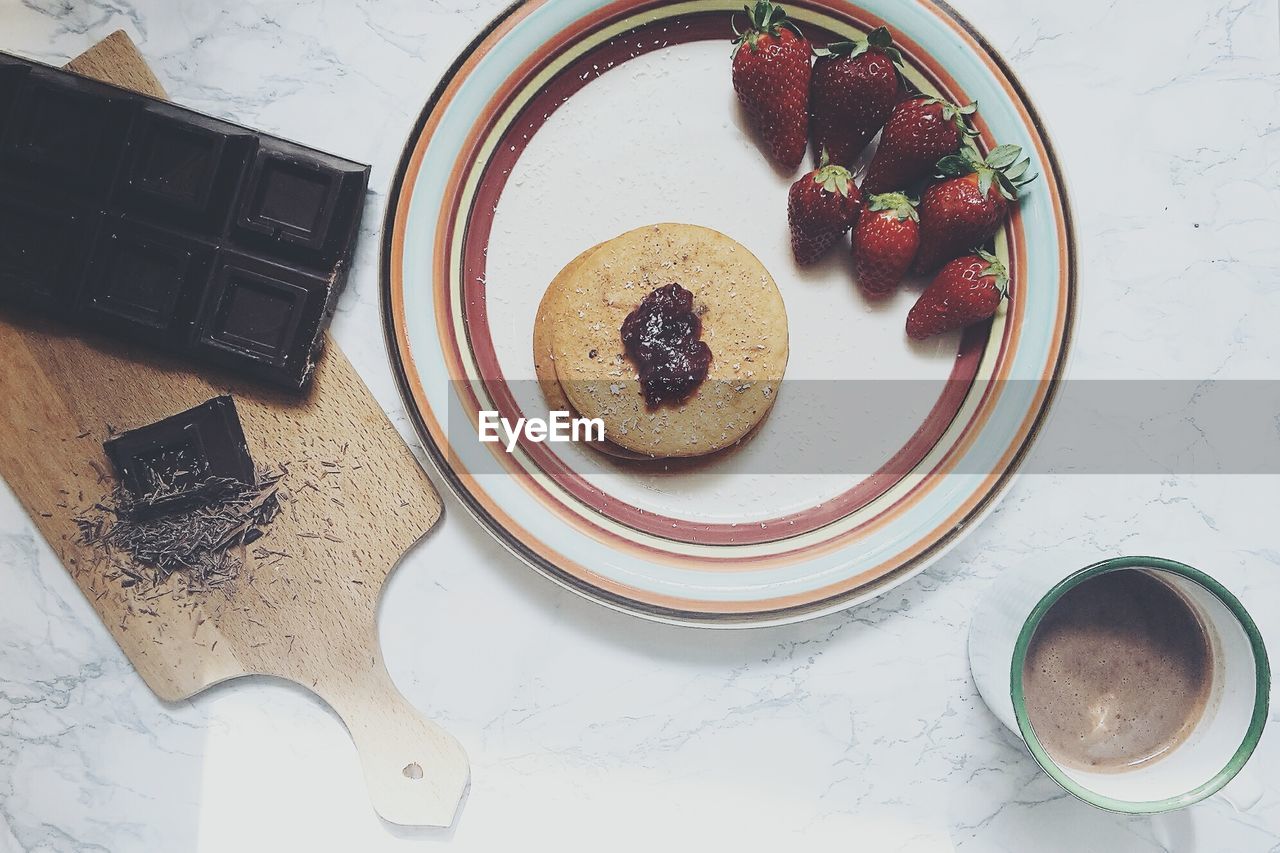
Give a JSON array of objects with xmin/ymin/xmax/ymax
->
[{"xmin": 0, "ymin": 31, "xmax": 468, "ymax": 828}]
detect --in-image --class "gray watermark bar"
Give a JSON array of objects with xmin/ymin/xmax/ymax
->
[{"xmin": 444, "ymin": 380, "xmax": 1280, "ymax": 475}]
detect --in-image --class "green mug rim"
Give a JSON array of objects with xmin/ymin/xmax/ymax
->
[{"xmin": 1010, "ymin": 555, "xmax": 1270, "ymax": 814}]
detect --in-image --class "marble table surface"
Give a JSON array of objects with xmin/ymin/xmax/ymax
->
[{"xmin": 2, "ymin": 0, "xmax": 1278, "ymax": 850}]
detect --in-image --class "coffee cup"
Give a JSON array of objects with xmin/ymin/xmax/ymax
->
[{"xmin": 969, "ymin": 555, "xmax": 1269, "ymax": 812}]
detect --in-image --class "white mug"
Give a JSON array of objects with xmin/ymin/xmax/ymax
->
[{"xmin": 968, "ymin": 555, "xmax": 1269, "ymax": 813}]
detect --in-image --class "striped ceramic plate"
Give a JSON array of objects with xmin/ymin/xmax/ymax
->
[{"xmin": 382, "ymin": 0, "xmax": 1075, "ymax": 625}]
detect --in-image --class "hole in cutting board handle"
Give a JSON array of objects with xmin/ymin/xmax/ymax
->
[{"xmin": 403, "ymin": 762, "xmax": 424, "ymax": 780}]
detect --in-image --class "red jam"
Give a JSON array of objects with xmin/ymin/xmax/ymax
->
[{"xmin": 620, "ymin": 283, "xmax": 712, "ymax": 408}]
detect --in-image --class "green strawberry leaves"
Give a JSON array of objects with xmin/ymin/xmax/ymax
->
[
  {"xmin": 816, "ymin": 26, "xmax": 904, "ymax": 67},
  {"xmin": 934, "ymin": 142, "xmax": 1037, "ymax": 201},
  {"xmin": 813, "ymin": 39, "xmax": 854, "ymax": 58},
  {"xmin": 985, "ymin": 143, "xmax": 1022, "ymax": 169},
  {"xmin": 934, "ymin": 152, "xmax": 974, "ymax": 177},
  {"xmin": 867, "ymin": 25, "xmax": 895, "ymax": 51},
  {"xmin": 867, "ymin": 192, "xmax": 919, "ymax": 222},
  {"xmin": 1005, "ymin": 159, "xmax": 1031, "ymax": 179},
  {"xmin": 733, "ymin": 0, "xmax": 802, "ymax": 50},
  {"xmin": 811, "ymin": 147, "xmax": 854, "ymax": 195},
  {"xmin": 911, "ymin": 97, "xmax": 980, "ymax": 138},
  {"xmin": 813, "ymin": 164, "xmax": 853, "ymax": 196},
  {"xmin": 974, "ymin": 248, "xmax": 1009, "ymax": 297},
  {"xmin": 982, "ymin": 170, "xmax": 998, "ymax": 197},
  {"xmin": 939, "ymin": 99, "xmax": 980, "ymax": 137}
]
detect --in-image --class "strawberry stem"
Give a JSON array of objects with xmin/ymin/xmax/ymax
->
[
  {"xmin": 867, "ymin": 192, "xmax": 918, "ymax": 221},
  {"xmin": 733, "ymin": 0, "xmax": 802, "ymax": 51},
  {"xmin": 974, "ymin": 248, "xmax": 1009, "ymax": 295},
  {"xmin": 917, "ymin": 97, "xmax": 980, "ymax": 137},
  {"xmin": 813, "ymin": 160, "xmax": 853, "ymax": 196}
]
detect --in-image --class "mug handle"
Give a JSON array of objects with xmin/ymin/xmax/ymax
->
[{"xmin": 1218, "ymin": 767, "xmax": 1264, "ymax": 812}]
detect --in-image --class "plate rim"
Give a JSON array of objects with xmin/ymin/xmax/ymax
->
[{"xmin": 379, "ymin": 0, "xmax": 1078, "ymax": 627}]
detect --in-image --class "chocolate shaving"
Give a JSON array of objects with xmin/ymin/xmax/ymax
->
[{"xmin": 74, "ymin": 467, "xmax": 285, "ymax": 593}]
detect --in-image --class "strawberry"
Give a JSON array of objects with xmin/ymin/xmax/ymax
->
[
  {"xmin": 852, "ymin": 192, "xmax": 919, "ymax": 296},
  {"xmin": 809, "ymin": 26, "xmax": 903, "ymax": 167},
  {"xmin": 732, "ymin": 0, "xmax": 812, "ymax": 170},
  {"xmin": 906, "ymin": 249, "xmax": 1008, "ymax": 340},
  {"xmin": 861, "ymin": 96, "xmax": 977, "ymax": 194},
  {"xmin": 912, "ymin": 143, "xmax": 1035, "ymax": 273},
  {"xmin": 787, "ymin": 152, "xmax": 862, "ymax": 264}
]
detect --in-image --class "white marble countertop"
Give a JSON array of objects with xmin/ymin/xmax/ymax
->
[{"xmin": 1, "ymin": 0, "xmax": 1278, "ymax": 850}]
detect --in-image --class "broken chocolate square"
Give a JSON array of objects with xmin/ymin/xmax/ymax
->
[
  {"xmin": 190, "ymin": 252, "xmax": 332, "ymax": 388},
  {"xmin": 76, "ymin": 218, "xmax": 213, "ymax": 342},
  {"xmin": 103, "ymin": 396, "xmax": 255, "ymax": 517}
]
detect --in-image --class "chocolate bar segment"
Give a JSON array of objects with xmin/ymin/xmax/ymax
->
[
  {"xmin": 122, "ymin": 104, "xmax": 255, "ymax": 230},
  {"xmin": 0, "ymin": 194, "xmax": 93, "ymax": 311},
  {"xmin": 0, "ymin": 57, "xmax": 28, "ymax": 139},
  {"xmin": 235, "ymin": 142, "xmax": 366, "ymax": 261},
  {"xmin": 76, "ymin": 218, "xmax": 213, "ymax": 343},
  {"xmin": 0, "ymin": 51, "xmax": 369, "ymax": 391},
  {"xmin": 103, "ymin": 396, "xmax": 255, "ymax": 518},
  {"xmin": 0, "ymin": 67, "xmax": 133, "ymax": 197},
  {"xmin": 191, "ymin": 251, "xmax": 333, "ymax": 388}
]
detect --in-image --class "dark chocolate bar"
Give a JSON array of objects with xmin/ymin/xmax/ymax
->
[
  {"xmin": 0, "ymin": 53, "xmax": 369, "ymax": 389},
  {"xmin": 103, "ymin": 396, "xmax": 255, "ymax": 517}
]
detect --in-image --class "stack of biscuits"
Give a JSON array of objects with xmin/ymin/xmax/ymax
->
[{"xmin": 533, "ymin": 223, "xmax": 789, "ymax": 459}]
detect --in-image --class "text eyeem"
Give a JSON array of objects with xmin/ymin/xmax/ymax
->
[{"xmin": 478, "ymin": 410, "xmax": 605, "ymax": 452}]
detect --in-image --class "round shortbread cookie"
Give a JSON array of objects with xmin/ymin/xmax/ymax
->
[
  {"xmin": 533, "ymin": 244, "xmax": 646, "ymax": 460},
  {"xmin": 548, "ymin": 223, "xmax": 788, "ymax": 458}
]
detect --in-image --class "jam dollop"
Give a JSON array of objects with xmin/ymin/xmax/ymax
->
[{"xmin": 620, "ymin": 283, "xmax": 712, "ymax": 408}]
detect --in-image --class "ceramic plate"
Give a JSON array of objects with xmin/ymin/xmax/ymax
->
[{"xmin": 382, "ymin": 0, "xmax": 1075, "ymax": 625}]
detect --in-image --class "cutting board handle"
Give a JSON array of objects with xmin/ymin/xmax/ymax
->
[{"xmin": 311, "ymin": 655, "xmax": 470, "ymax": 827}]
